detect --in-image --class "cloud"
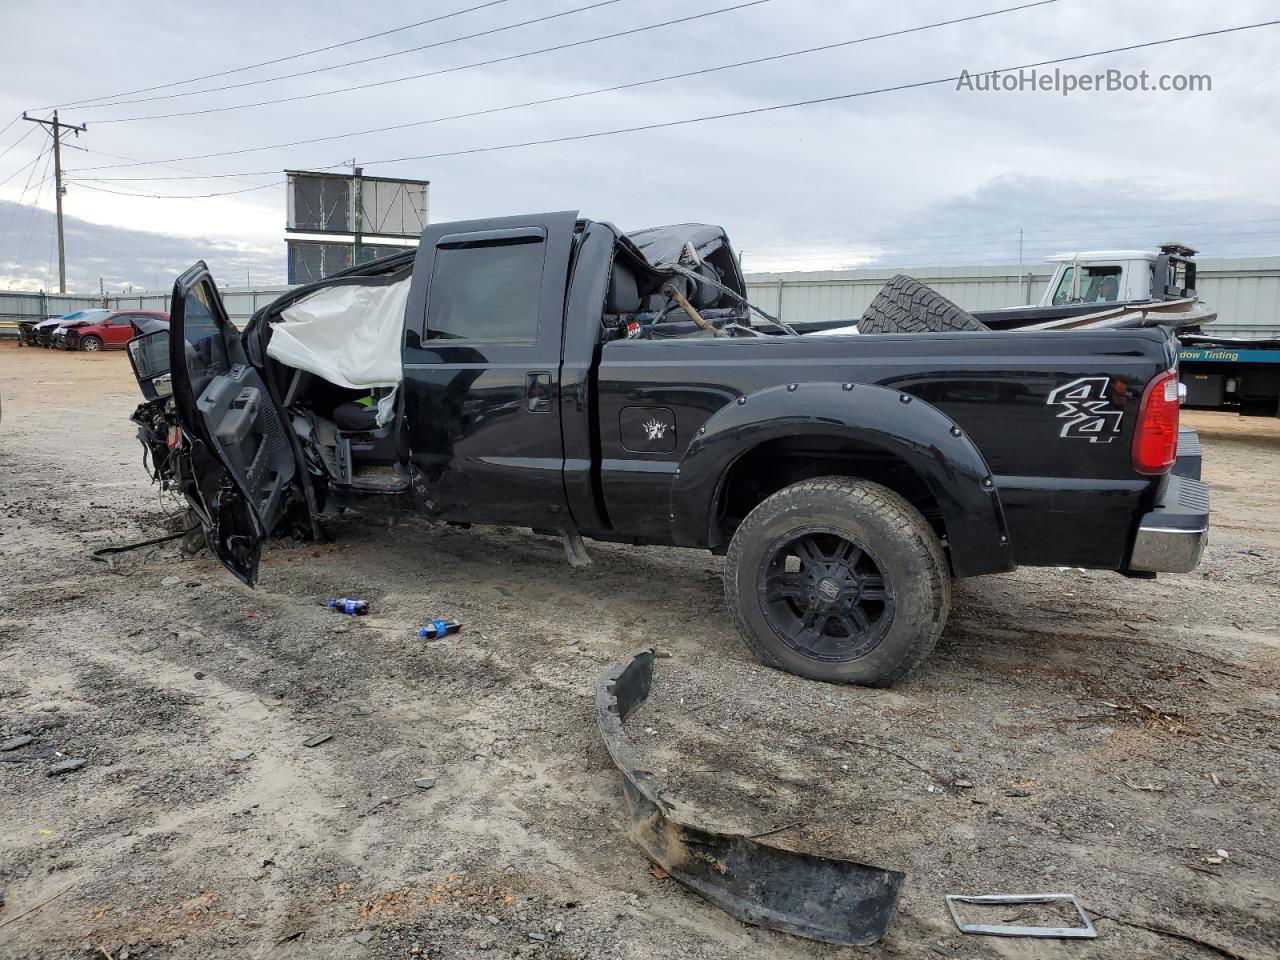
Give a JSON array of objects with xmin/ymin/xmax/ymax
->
[
  {"xmin": 1, "ymin": 0, "xmax": 1279, "ymax": 287},
  {"xmin": 746, "ymin": 174, "xmax": 1280, "ymax": 271},
  {"xmin": 0, "ymin": 202, "xmax": 282, "ymax": 292}
]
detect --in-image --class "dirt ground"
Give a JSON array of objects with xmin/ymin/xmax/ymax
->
[{"xmin": 2, "ymin": 341, "xmax": 1278, "ymax": 960}]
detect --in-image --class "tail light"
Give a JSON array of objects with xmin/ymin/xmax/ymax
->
[{"xmin": 1132, "ymin": 369, "xmax": 1180, "ymax": 474}]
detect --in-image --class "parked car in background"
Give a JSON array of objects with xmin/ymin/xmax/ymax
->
[
  {"xmin": 53, "ymin": 309, "xmax": 169, "ymax": 351},
  {"xmin": 23, "ymin": 311, "xmax": 99, "ymax": 347},
  {"xmin": 17, "ymin": 314, "xmax": 67, "ymax": 346}
]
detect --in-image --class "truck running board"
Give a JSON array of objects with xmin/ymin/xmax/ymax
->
[{"xmin": 594, "ymin": 649, "xmax": 905, "ymax": 945}]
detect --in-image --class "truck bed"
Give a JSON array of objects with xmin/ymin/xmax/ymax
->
[{"xmin": 591, "ymin": 327, "xmax": 1178, "ymax": 569}]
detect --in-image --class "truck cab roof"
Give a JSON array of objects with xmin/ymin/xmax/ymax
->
[{"xmin": 1045, "ymin": 250, "xmax": 1160, "ymax": 263}]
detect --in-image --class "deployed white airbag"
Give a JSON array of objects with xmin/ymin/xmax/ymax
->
[{"xmin": 266, "ymin": 278, "xmax": 410, "ymax": 389}]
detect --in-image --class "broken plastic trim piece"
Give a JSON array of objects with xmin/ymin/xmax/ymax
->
[
  {"xmin": 595, "ymin": 649, "xmax": 905, "ymax": 946},
  {"xmin": 945, "ymin": 893, "xmax": 1098, "ymax": 939}
]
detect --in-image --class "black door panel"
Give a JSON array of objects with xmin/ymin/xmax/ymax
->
[
  {"xmin": 402, "ymin": 212, "xmax": 577, "ymax": 527},
  {"xmin": 169, "ymin": 262, "xmax": 296, "ymax": 584}
]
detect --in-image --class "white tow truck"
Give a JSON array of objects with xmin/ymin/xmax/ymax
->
[{"xmin": 806, "ymin": 243, "xmax": 1215, "ymax": 338}]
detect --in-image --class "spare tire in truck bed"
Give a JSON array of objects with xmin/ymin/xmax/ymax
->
[{"xmin": 859, "ymin": 274, "xmax": 988, "ymax": 334}]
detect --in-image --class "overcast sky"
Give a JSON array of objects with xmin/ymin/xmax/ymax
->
[{"xmin": 1, "ymin": 0, "xmax": 1279, "ymax": 292}]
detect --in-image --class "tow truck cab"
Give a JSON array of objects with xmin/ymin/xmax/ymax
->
[{"xmin": 1039, "ymin": 243, "xmax": 1198, "ymax": 307}]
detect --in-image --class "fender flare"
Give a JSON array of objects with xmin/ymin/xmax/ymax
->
[{"xmin": 670, "ymin": 382, "xmax": 1013, "ymax": 578}]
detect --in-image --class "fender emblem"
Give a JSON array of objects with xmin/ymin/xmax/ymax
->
[{"xmin": 1046, "ymin": 377, "xmax": 1123, "ymax": 443}]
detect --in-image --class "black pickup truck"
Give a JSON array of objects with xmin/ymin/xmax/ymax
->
[{"xmin": 126, "ymin": 211, "xmax": 1208, "ymax": 686}]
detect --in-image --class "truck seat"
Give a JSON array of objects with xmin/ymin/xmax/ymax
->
[
  {"xmin": 607, "ymin": 262, "xmax": 642, "ymax": 314},
  {"xmin": 332, "ymin": 399, "xmax": 380, "ymax": 431}
]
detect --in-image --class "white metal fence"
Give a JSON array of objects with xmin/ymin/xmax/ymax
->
[
  {"xmin": 744, "ymin": 257, "xmax": 1280, "ymax": 338},
  {"xmin": 3, "ymin": 256, "xmax": 1278, "ymax": 339},
  {"xmin": 0, "ymin": 286, "xmax": 294, "ymax": 336},
  {"xmin": 745, "ymin": 265, "xmax": 1053, "ymax": 326}
]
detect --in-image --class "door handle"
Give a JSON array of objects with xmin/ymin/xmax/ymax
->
[{"xmin": 526, "ymin": 372, "xmax": 552, "ymax": 413}]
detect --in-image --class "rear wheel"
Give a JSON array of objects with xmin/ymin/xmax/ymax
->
[
  {"xmin": 725, "ymin": 477, "xmax": 950, "ymax": 685},
  {"xmin": 78, "ymin": 334, "xmax": 103, "ymax": 352}
]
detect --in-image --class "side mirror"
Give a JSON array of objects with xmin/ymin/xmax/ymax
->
[{"xmin": 127, "ymin": 329, "xmax": 172, "ymax": 401}]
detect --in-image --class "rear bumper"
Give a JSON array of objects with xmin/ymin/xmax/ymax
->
[
  {"xmin": 1128, "ymin": 473, "xmax": 1209, "ymax": 574},
  {"xmin": 1172, "ymin": 427, "xmax": 1202, "ymax": 480}
]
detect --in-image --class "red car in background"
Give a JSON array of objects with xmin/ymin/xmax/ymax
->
[{"xmin": 53, "ymin": 309, "xmax": 169, "ymax": 351}]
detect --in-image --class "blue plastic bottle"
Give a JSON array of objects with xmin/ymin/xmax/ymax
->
[
  {"xmin": 418, "ymin": 619, "xmax": 461, "ymax": 639},
  {"xmin": 327, "ymin": 598, "xmax": 369, "ymax": 616}
]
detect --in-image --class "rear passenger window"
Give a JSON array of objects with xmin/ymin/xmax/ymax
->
[{"xmin": 426, "ymin": 235, "xmax": 544, "ymax": 341}]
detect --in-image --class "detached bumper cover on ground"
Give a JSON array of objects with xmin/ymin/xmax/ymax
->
[{"xmin": 594, "ymin": 649, "xmax": 905, "ymax": 946}]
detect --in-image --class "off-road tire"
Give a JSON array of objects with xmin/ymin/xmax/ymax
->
[
  {"xmin": 725, "ymin": 477, "xmax": 950, "ymax": 686},
  {"xmin": 859, "ymin": 274, "xmax": 987, "ymax": 335},
  {"xmin": 78, "ymin": 334, "xmax": 103, "ymax": 352}
]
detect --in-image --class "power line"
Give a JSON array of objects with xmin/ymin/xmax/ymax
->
[
  {"xmin": 79, "ymin": 0, "xmax": 632, "ymax": 111},
  {"xmin": 273, "ymin": 17, "xmax": 1280, "ymax": 174},
  {"xmin": 0, "ymin": 125, "xmax": 39, "ymax": 166},
  {"xmin": 4, "ymin": 147, "xmax": 53, "ymax": 287},
  {"xmin": 70, "ymin": 179, "xmax": 286, "ymax": 200},
  {"xmin": 45, "ymin": 196, "xmax": 58, "ymax": 290},
  {"xmin": 63, "ymin": 17, "xmax": 1280, "ymax": 196},
  {"xmin": 75, "ymin": 144, "xmax": 292, "ymax": 189},
  {"xmin": 0, "ymin": 144, "xmax": 48, "ymax": 250},
  {"xmin": 23, "ymin": 111, "xmax": 87, "ymax": 292},
  {"xmin": 64, "ymin": 153, "xmax": 351, "ymax": 197},
  {"xmin": 16, "ymin": 151, "xmax": 54, "ymax": 258},
  {"xmin": 91, "ymin": 0, "xmax": 776, "ymax": 123},
  {"xmin": 67, "ymin": 0, "xmax": 1059, "ymax": 175},
  {"xmin": 36, "ymin": 0, "xmax": 520, "ymax": 110},
  {"xmin": 0, "ymin": 149, "xmax": 46, "ymax": 190}
]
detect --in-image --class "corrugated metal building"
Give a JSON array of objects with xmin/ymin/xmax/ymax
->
[
  {"xmin": 1190, "ymin": 258, "xmax": 1280, "ymax": 338},
  {"xmin": 745, "ymin": 256, "xmax": 1280, "ymax": 338},
  {"xmin": 3, "ymin": 256, "xmax": 1278, "ymax": 338}
]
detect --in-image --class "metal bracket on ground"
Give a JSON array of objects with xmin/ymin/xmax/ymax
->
[{"xmin": 945, "ymin": 893, "xmax": 1098, "ymax": 939}]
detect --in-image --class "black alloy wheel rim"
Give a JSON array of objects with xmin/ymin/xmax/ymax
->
[{"xmin": 758, "ymin": 526, "xmax": 895, "ymax": 661}]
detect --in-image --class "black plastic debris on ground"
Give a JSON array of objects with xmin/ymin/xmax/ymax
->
[{"xmin": 595, "ymin": 649, "xmax": 905, "ymax": 946}]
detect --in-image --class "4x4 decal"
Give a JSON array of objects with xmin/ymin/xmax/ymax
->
[{"xmin": 1047, "ymin": 377, "xmax": 1123, "ymax": 442}]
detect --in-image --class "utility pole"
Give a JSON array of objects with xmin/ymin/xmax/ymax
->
[
  {"xmin": 23, "ymin": 111, "xmax": 86, "ymax": 294},
  {"xmin": 350, "ymin": 160, "xmax": 364, "ymax": 266}
]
